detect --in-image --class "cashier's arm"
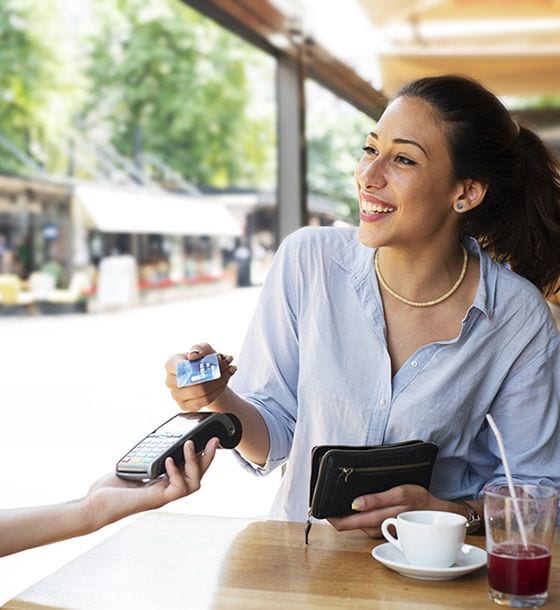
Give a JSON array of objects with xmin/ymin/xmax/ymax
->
[{"xmin": 0, "ymin": 439, "xmax": 218, "ymax": 558}]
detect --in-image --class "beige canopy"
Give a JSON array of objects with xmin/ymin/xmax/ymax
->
[{"xmin": 359, "ymin": 0, "xmax": 560, "ymax": 97}]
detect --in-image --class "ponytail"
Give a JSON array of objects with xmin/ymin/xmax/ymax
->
[
  {"xmin": 466, "ymin": 125, "xmax": 560, "ymax": 298},
  {"xmin": 511, "ymin": 127, "xmax": 560, "ymax": 297},
  {"xmin": 398, "ymin": 75, "xmax": 560, "ymax": 297}
]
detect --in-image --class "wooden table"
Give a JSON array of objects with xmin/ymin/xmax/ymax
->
[{"xmin": 3, "ymin": 514, "xmax": 559, "ymax": 609}]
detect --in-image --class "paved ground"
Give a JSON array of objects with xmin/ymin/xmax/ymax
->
[{"xmin": 0, "ymin": 286, "xmax": 282, "ymax": 604}]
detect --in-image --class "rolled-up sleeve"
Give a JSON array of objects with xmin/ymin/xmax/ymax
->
[
  {"xmin": 230, "ymin": 233, "xmax": 301, "ymax": 475},
  {"xmin": 473, "ymin": 334, "xmax": 560, "ymax": 505}
]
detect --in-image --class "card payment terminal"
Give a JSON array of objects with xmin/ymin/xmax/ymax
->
[{"xmin": 116, "ymin": 412, "xmax": 242, "ymax": 481}]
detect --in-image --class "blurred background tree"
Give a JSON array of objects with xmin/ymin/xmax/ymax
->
[
  {"xmin": 83, "ymin": 0, "xmax": 274, "ymax": 189},
  {"xmin": 0, "ymin": 0, "xmax": 368, "ymax": 210},
  {"xmin": 306, "ymin": 82, "xmax": 374, "ymax": 223},
  {"xmin": 0, "ymin": 0, "xmax": 63, "ymax": 175}
]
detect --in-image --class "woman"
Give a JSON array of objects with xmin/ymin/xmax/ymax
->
[{"xmin": 166, "ymin": 75, "xmax": 560, "ymax": 537}]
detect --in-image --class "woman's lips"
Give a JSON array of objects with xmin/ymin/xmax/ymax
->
[
  {"xmin": 360, "ymin": 192, "xmax": 395, "ymax": 208},
  {"xmin": 359, "ymin": 192, "xmax": 397, "ymax": 222}
]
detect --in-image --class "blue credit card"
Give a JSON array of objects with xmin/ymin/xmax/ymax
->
[{"xmin": 176, "ymin": 353, "xmax": 221, "ymax": 388}]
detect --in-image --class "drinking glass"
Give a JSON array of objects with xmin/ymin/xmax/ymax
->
[{"xmin": 484, "ymin": 483, "xmax": 558, "ymax": 608}]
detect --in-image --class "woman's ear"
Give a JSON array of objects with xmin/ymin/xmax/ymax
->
[{"xmin": 454, "ymin": 180, "xmax": 487, "ymax": 213}]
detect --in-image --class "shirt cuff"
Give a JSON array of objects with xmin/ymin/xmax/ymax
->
[
  {"xmin": 232, "ymin": 448, "xmax": 285, "ymax": 476},
  {"xmin": 231, "ymin": 393, "xmax": 292, "ymax": 476}
]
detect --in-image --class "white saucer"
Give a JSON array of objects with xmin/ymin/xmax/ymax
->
[{"xmin": 371, "ymin": 543, "xmax": 487, "ymax": 581}]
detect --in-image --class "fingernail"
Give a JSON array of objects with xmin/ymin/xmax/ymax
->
[
  {"xmin": 352, "ymin": 498, "xmax": 364, "ymax": 511},
  {"xmin": 189, "ymin": 348, "xmax": 201, "ymax": 355},
  {"xmin": 229, "ymin": 365, "xmax": 238, "ymax": 373}
]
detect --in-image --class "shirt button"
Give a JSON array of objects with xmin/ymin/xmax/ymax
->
[
  {"xmin": 379, "ymin": 399, "xmax": 387, "ymax": 406},
  {"xmin": 410, "ymin": 360, "xmax": 418, "ymax": 368}
]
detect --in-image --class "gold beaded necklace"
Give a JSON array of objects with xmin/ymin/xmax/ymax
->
[{"xmin": 374, "ymin": 244, "xmax": 468, "ymax": 307}]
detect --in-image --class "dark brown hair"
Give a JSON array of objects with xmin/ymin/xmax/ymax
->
[{"xmin": 397, "ymin": 75, "xmax": 560, "ymax": 297}]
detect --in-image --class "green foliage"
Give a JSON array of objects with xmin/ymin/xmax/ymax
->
[
  {"xmin": 307, "ymin": 88, "xmax": 374, "ymax": 224},
  {"xmin": 84, "ymin": 0, "xmax": 275, "ymax": 188},
  {"xmin": 0, "ymin": 0, "xmax": 54, "ymax": 174}
]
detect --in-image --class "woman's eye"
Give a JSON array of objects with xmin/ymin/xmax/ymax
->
[
  {"xmin": 361, "ymin": 146, "xmax": 377, "ymax": 155},
  {"xmin": 396, "ymin": 155, "xmax": 416, "ymax": 166}
]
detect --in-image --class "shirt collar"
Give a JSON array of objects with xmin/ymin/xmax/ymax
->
[
  {"xmin": 332, "ymin": 232, "xmax": 496, "ymax": 319},
  {"xmin": 331, "ymin": 232, "xmax": 375, "ymax": 288},
  {"xmin": 464, "ymin": 236, "xmax": 495, "ymax": 320}
]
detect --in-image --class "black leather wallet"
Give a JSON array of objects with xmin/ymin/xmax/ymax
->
[{"xmin": 305, "ymin": 440, "xmax": 438, "ymax": 544}]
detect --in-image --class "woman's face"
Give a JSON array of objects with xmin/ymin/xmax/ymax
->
[{"xmin": 355, "ymin": 96, "xmax": 462, "ymax": 250}]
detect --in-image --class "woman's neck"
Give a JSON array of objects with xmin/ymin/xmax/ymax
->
[{"xmin": 376, "ymin": 239, "xmax": 467, "ymax": 304}]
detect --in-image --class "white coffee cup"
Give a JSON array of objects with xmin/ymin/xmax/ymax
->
[{"xmin": 381, "ymin": 510, "xmax": 467, "ymax": 568}]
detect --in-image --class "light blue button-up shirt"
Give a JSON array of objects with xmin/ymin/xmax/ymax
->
[{"xmin": 231, "ymin": 227, "xmax": 560, "ymax": 522}]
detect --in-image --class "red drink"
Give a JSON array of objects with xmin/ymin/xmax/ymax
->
[{"xmin": 488, "ymin": 544, "xmax": 551, "ymax": 596}]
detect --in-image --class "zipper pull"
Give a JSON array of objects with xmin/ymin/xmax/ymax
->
[
  {"xmin": 340, "ymin": 466, "xmax": 354, "ymax": 483},
  {"xmin": 304, "ymin": 507, "xmax": 312, "ymax": 545}
]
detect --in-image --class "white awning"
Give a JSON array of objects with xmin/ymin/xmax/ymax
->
[{"xmin": 75, "ymin": 184, "xmax": 242, "ymax": 237}]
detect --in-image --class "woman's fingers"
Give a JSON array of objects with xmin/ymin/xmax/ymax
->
[
  {"xmin": 165, "ymin": 348, "xmax": 237, "ymax": 410},
  {"xmin": 165, "ymin": 353, "xmax": 188, "ymax": 376},
  {"xmin": 170, "ymin": 368, "xmax": 237, "ymax": 411},
  {"xmin": 360, "ymin": 528, "xmax": 381, "ymax": 538},
  {"xmin": 328, "ymin": 485, "xmax": 437, "ymax": 536},
  {"xmin": 328, "ymin": 504, "xmax": 409, "ymax": 532},
  {"xmin": 165, "ymin": 348, "xmax": 233, "ymax": 374},
  {"xmin": 187, "ymin": 343, "xmax": 215, "ymax": 360},
  {"xmin": 351, "ymin": 485, "xmax": 422, "ymax": 512},
  {"xmin": 178, "ymin": 368, "xmax": 236, "ymax": 401},
  {"xmin": 164, "ymin": 347, "xmax": 219, "ymax": 380}
]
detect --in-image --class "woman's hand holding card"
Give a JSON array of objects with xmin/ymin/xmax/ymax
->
[{"xmin": 165, "ymin": 343, "xmax": 237, "ymax": 411}]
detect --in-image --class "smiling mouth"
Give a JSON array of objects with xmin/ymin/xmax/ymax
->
[{"xmin": 360, "ymin": 202, "xmax": 396, "ymax": 215}]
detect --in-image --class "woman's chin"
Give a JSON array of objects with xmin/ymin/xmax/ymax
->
[{"xmin": 358, "ymin": 224, "xmax": 384, "ymax": 249}]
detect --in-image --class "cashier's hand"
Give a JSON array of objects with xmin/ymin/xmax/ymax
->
[
  {"xmin": 165, "ymin": 343, "xmax": 237, "ymax": 411},
  {"xmin": 86, "ymin": 438, "xmax": 219, "ymax": 529},
  {"xmin": 328, "ymin": 485, "xmax": 442, "ymax": 538}
]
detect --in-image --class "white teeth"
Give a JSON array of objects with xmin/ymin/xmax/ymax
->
[{"xmin": 361, "ymin": 202, "xmax": 395, "ymax": 214}]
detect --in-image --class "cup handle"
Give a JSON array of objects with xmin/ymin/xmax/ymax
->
[{"xmin": 381, "ymin": 517, "xmax": 402, "ymax": 552}]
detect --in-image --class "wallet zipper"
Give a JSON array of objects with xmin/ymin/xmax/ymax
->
[{"xmin": 339, "ymin": 460, "xmax": 432, "ymax": 483}]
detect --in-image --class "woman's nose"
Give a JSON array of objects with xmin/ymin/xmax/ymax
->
[{"xmin": 357, "ymin": 158, "xmax": 386, "ymax": 189}]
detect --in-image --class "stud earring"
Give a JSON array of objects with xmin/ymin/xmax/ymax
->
[{"xmin": 455, "ymin": 201, "xmax": 464, "ymax": 211}]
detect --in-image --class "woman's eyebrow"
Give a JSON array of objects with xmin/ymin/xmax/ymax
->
[{"xmin": 368, "ymin": 131, "xmax": 429, "ymax": 159}]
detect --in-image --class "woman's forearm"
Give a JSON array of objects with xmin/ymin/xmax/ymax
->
[
  {"xmin": 0, "ymin": 499, "xmax": 93, "ymax": 557},
  {"xmin": 208, "ymin": 386, "xmax": 271, "ymax": 466}
]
